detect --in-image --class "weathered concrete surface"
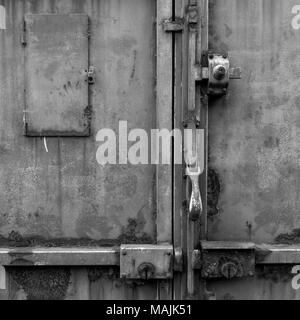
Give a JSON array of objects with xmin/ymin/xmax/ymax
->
[
  {"xmin": 208, "ymin": 0, "xmax": 300, "ymax": 244},
  {"xmin": 0, "ymin": 0, "xmax": 157, "ymax": 242}
]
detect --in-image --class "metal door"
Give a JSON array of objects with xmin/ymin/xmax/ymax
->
[
  {"xmin": 0, "ymin": 0, "xmax": 175, "ymax": 300},
  {"xmin": 172, "ymin": 0, "xmax": 300, "ymax": 300},
  {"xmin": 1, "ymin": 0, "xmax": 299, "ymax": 301}
]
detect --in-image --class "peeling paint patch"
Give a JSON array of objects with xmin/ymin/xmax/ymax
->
[
  {"xmin": 88, "ymin": 267, "xmax": 119, "ymax": 283},
  {"xmin": 118, "ymin": 218, "xmax": 154, "ymax": 244},
  {"xmin": 9, "ymin": 267, "xmax": 71, "ymax": 300},
  {"xmin": 275, "ymin": 229, "xmax": 300, "ymax": 245}
]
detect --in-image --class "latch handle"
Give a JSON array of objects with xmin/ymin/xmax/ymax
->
[{"xmin": 186, "ymin": 166, "xmax": 203, "ymax": 221}]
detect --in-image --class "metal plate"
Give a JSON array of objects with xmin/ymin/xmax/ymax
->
[
  {"xmin": 120, "ymin": 245, "xmax": 173, "ymax": 280},
  {"xmin": 24, "ymin": 14, "xmax": 90, "ymax": 137}
]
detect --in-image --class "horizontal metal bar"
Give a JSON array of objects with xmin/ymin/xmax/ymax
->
[
  {"xmin": 1, "ymin": 243, "xmax": 299, "ymax": 268},
  {"xmin": 255, "ymin": 245, "xmax": 300, "ymax": 265},
  {"xmin": 0, "ymin": 247, "xmax": 120, "ymax": 267},
  {"xmin": 201, "ymin": 241, "xmax": 255, "ymax": 250},
  {"xmin": 201, "ymin": 242, "xmax": 300, "ymax": 265}
]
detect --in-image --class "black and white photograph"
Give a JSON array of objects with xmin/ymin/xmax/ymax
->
[{"xmin": 0, "ymin": 0, "xmax": 299, "ymax": 306}]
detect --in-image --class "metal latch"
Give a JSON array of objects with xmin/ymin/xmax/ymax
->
[
  {"xmin": 120, "ymin": 245, "xmax": 174, "ymax": 280},
  {"xmin": 195, "ymin": 54, "xmax": 242, "ymax": 96},
  {"xmin": 193, "ymin": 242, "xmax": 255, "ymax": 280}
]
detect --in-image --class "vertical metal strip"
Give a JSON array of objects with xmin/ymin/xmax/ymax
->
[
  {"xmin": 188, "ymin": 28, "xmax": 196, "ymax": 113},
  {"xmin": 174, "ymin": 0, "xmax": 190, "ymax": 300},
  {"xmin": 157, "ymin": 0, "xmax": 173, "ymax": 300},
  {"xmin": 186, "ymin": 0, "xmax": 201, "ymax": 298},
  {"xmin": 198, "ymin": 0, "xmax": 209, "ymax": 241},
  {"xmin": 156, "ymin": 0, "xmax": 173, "ymax": 245},
  {"xmin": 198, "ymin": 0, "xmax": 209, "ymax": 300}
]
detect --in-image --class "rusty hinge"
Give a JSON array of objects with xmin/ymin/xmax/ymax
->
[
  {"xmin": 162, "ymin": 17, "xmax": 185, "ymax": 33},
  {"xmin": 120, "ymin": 245, "xmax": 183, "ymax": 280},
  {"xmin": 193, "ymin": 242, "xmax": 255, "ymax": 280}
]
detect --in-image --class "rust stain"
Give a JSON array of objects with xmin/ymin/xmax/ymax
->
[
  {"xmin": 275, "ymin": 229, "xmax": 300, "ymax": 245},
  {"xmin": 9, "ymin": 267, "xmax": 71, "ymax": 300},
  {"xmin": 118, "ymin": 218, "xmax": 154, "ymax": 245},
  {"xmin": 0, "ymin": 231, "xmax": 119, "ymax": 248},
  {"xmin": 88, "ymin": 267, "xmax": 119, "ymax": 283},
  {"xmin": 207, "ymin": 168, "xmax": 221, "ymax": 218}
]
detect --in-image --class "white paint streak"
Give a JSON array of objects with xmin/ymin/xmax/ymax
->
[
  {"xmin": 0, "ymin": 6, "xmax": 6, "ymax": 30},
  {"xmin": 44, "ymin": 137, "xmax": 49, "ymax": 153}
]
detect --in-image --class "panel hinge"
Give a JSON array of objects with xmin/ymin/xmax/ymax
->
[{"xmin": 120, "ymin": 245, "xmax": 182, "ymax": 280}]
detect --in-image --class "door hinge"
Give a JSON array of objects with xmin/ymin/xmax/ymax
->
[{"xmin": 120, "ymin": 245, "xmax": 183, "ymax": 280}]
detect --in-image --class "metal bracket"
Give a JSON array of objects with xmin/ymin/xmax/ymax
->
[
  {"xmin": 120, "ymin": 245, "xmax": 174, "ymax": 280},
  {"xmin": 194, "ymin": 242, "xmax": 255, "ymax": 280},
  {"xmin": 162, "ymin": 17, "xmax": 184, "ymax": 33}
]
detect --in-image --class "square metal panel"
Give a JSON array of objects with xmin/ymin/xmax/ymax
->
[
  {"xmin": 24, "ymin": 14, "xmax": 91, "ymax": 137},
  {"xmin": 120, "ymin": 245, "xmax": 173, "ymax": 280}
]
